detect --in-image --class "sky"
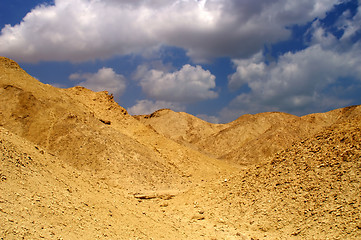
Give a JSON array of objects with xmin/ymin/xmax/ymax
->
[{"xmin": 0, "ymin": 0, "xmax": 360, "ymax": 123}]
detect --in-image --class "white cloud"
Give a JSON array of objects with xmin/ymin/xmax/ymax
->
[
  {"xmin": 226, "ymin": 45, "xmax": 361, "ymax": 116},
  {"xmin": 135, "ymin": 64, "xmax": 218, "ymax": 103},
  {"xmin": 69, "ymin": 67, "xmax": 126, "ymax": 97},
  {"xmin": 130, "ymin": 62, "xmax": 218, "ymax": 116},
  {"xmin": 228, "ymin": 52, "xmax": 266, "ymax": 90},
  {"xmin": 223, "ymin": 8, "xmax": 361, "ymax": 122},
  {"xmin": 127, "ymin": 99, "xmax": 185, "ymax": 115},
  {"xmin": 0, "ymin": 0, "xmax": 342, "ymax": 62}
]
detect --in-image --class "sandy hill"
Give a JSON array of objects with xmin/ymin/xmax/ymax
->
[
  {"xmin": 1, "ymin": 56, "xmax": 361, "ymax": 239},
  {"xmin": 0, "ymin": 57, "xmax": 232, "ymax": 193},
  {"xmin": 178, "ymin": 107, "xmax": 361, "ymax": 239},
  {"xmin": 0, "ymin": 126, "xmax": 241, "ymax": 239},
  {"xmin": 137, "ymin": 106, "xmax": 360, "ymax": 165},
  {"xmin": 134, "ymin": 109, "xmax": 227, "ymax": 155}
]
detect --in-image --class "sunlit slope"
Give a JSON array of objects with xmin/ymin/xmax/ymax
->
[
  {"xmin": 1, "ymin": 127, "xmax": 241, "ymax": 239},
  {"xmin": 0, "ymin": 57, "xmax": 232, "ymax": 192},
  {"xmin": 1, "ymin": 56, "xmax": 360, "ymax": 240},
  {"xmin": 138, "ymin": 105, "xmax": 361, "ymax": 165},
  {"xmin": 0, "ymin": 127, "xmax": 169, "ymax": 239},
  {"xmin": 174, "ymin": 107, "xmax": 361, "ymax": 239}
]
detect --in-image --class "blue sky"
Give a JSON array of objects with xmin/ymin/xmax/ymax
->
[{"xmin": 1, "ymin": 0, "xmax": 360, "ymax": 123}]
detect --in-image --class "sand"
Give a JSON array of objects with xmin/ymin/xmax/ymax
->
[{"xmin": 1, "ymin": 56, "xmax": 360, "ymax": 239}]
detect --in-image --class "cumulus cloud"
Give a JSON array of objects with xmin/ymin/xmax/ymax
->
[
  {"xmin": 223, "ymin": 8, "xmax": 361, "ymax": 122},
  {"xmin": 0, "ymin": 0, "xmax": 342, "ymax": 62},
  {"xmin": 129, "ymin": 63, "xmax": 218, "ymax": 115},
  {"xmin": 69, "ymin": 67, "xmax": 126, "ymax": 97},
  {"xmin": 134, "ymin": 64, "xmax": 218, "ymax": 103},
  {"xmin": 127, "ymin": 99, "xmax": 185, "ymax": 115}
]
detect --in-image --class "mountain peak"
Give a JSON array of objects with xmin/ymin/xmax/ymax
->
[
  {"xmin": 0, "ymin": 57, "xmax": 24, "ymax": 72},
  {"xmin": 1, "ymin": 57, "xmax": 361, "ymax": 239}
]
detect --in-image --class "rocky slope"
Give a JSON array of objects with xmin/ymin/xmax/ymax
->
[
  {"xmin": 0, "ymin": 57, "xmax": 232, "ymax": 193},
  {"xmin": 138, "ymin": 106, "xmax": 359, "ymax": 165},
  {"xmin": 0, "ymin": 126, "xmax": 241, "ymax": 239},
  {"xmin": 134, "ymin": 109, "xmax": 227, "ymax": 156},
  {"xmin": 1, "ymin": 56, "xmax": 360, "ymax": 239},
  {"xmin": 178, "ymin": 108, "xmax": 361, "ymax": 239}
]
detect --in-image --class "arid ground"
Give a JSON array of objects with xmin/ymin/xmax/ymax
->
[{"xmin": 1, "ymin": 56, "xmax": 360, "ymax": 239}]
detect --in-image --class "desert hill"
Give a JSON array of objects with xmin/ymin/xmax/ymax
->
[
  {"xmin": 1, "ymin": 56, "xmax": 361, "ymax": 239},
  {"xmin": 0, "ymin": 127, "xmax": 240, "ymax": 239},
  {"xmin": 0, "ymin": 56, "xmax": 233, "ymax": 193},
  {"xmin": 136, "ymin": 106, "xmax": 360, "ymax": 165},
  {"xmin": 177, "ymin": 107, "xmax": 361, "ymax": 239},
  {"xmin": 134, "ymin": 109, "xmax": 227, "ymax": 156}
]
